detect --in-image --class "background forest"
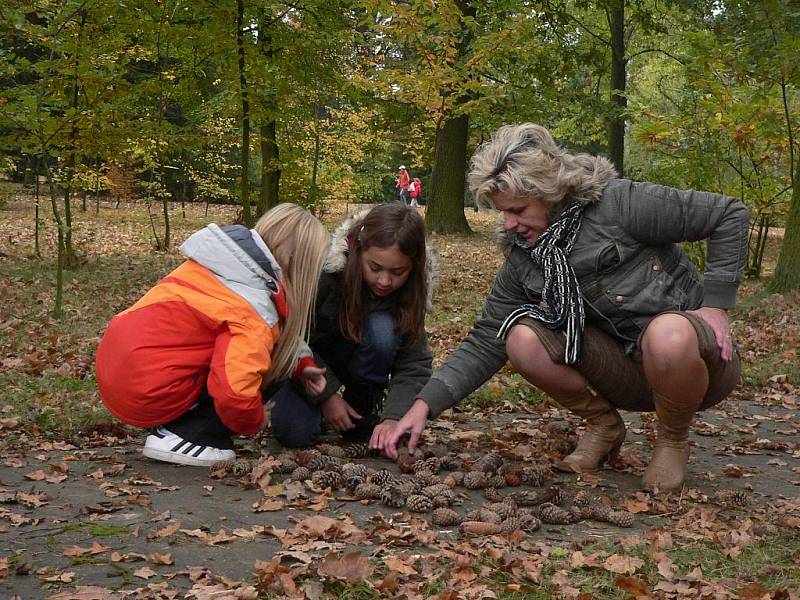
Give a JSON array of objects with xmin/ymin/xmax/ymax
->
[{"xmin": 2, "ymin": 0, "xmax": 799, "ymax": 311}]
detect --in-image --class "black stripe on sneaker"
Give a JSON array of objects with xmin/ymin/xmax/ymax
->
[
  {"xmin": 182, "ymin": 444, "xmax": 197, "ymax": 455},
  {"xmin": 152, "ymin": 429, "xmax": 166, "ymax": 439},
  {"xmin": 192, "ymin": 446, "xmax": 207, "ymax": 458},
  {"xmin": 171, "ymin": 440, "xmax": 188, "ymax": 452}
]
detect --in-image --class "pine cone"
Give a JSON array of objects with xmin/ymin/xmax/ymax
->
[
  {"xmin": 413, "ymin": 470, "xmax": 441, "ymax": 488},
  {"xmin": 473, "ymin": 451, "xmax": 504, "ymax": 474},
  {"xmin": 446, "ymin": 471, "xmax": 465, "ymax": 487},
  {"xmin": 483, "ymin": 487, "xmax": 504, "ymax": 502},
  {"xmin": 405, "ymin": 494, "xmax": 433, "ymax": 513},
  {"xmin": 345, "ymin": 475, "xmax": 365, "ymax": 490},
  {"xmin": 380, "ymin": 485, "xmax": 406, "ymax": 508},
  {"xmin": 209, "ymin": 459, "xmax": 237, "ymax": 477},
  {"xmin": 294, "ymin": 449, "xmax": 321, "ymax": 467},
  {"xmin": 537, "ymin": 502, "xmax": 578, "ymax": 525},
  {"xmin": 520, "ymin": 465, "xmax": 551, "ymax": 487},
  {"xmin": 487, "ymin": 475, "xmax": 507, "ymax": 489},
  {"xmin": 432, "ymin": 492, "xmax": 455, "ymax": 508},
  {"xmin": 397, "ymin": 479, "xmax": 419, "ymax": 499},
  {"xmin": 344, "ymin": 442, "xmax": 370, "ymax": 459},
  {"xmin": 431, "ymin": 507, "xmax": 462, "ymax": 526},
  {"xmin": 311, "ymin": 469, "xmax": 344, "ymax": 490},
  {"xmin": 307, "ymin": 455, "xmax": 342, "ymax": 472},
  {"xmin": 518, "ymin": 511, "xmax": 542, "ymax": 533},
  {"xmin": 316, "ymin": 443, "xmax": 347, "ymax": 459},
  {"xmin": 438, "ymin": 454, "xmax": 463, "ymax": 472},
  {"xmin": 604, "ymin": 509, "xmax": 634, "ymax": 528},
  {"xmin": 505, "ymin": 487, "xmax": 560, "ymax": 507},
  {"xmin": 341, "ymin": 463, "xmax": 368, "ymax": 479},
  {"xmin": 421, "ymin": 484, "xmax": 451, "ymax": 499},
  {"xmin": 503, "ymin": 472, "xmax": 523, "ymax": 487},
  {"xmin": 354, "ymin": 482, "xmax": 381, "ymax": 500},
  {"xmin": 463, "ymin": 471, "xmax": 489, "ymax": 489},
  {"xmin": 231, "ymin": 459, "xmax": 256, "ymax": 476},
  {"xmin": 369, "ymin": 469, "xmax": 398, "ymax": 487},
  {"xmin": 500, "ymin": 517, "xmax": 522, "ymax": 533},
  {"xmin": 289, "ymin": 466, "xmax": 311, "ymax": 481},
  {"xmin": 413, "ymin": 457, "xmax": 441, "ymax": 474},
  {"xmin": 486, "ymin": 501, "xmax": 517, "ymax": 520},
  {"xmin": 466, "ymin": 508, "xmax": 502, "ymax": 524},
  {"xmin": 274, "ymin": 453, "xmax": 299, "ymax": 474}
]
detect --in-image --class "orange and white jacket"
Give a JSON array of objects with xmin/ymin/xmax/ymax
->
[{"xmin": 95, "ymin": 224, "xmax": 313, "ymax": 435}]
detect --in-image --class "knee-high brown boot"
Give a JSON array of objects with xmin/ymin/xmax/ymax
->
[
  {"xmin": 642, "ymin": 391, "xmax": 698, "ymax": 492},
  {"xmin": 550, "ymin": 387, "xmax": 626, "ymax": 473}
]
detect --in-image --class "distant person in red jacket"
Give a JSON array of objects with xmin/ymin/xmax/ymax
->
[
  {"xmin": 95, "ymin": 204, "xmax": 330, "ymax": 466},
  {"xmin": 396, "ymin": 165, "xmax": 410, "ymax": 204},
  {"xmin": 409, "ymin": 177, "xmax": 422, "ymax": 207}
]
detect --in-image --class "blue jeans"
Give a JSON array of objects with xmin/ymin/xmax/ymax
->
[{"xmin": 271, "ymin": 312, "xmax": 402, "ymax": 447}]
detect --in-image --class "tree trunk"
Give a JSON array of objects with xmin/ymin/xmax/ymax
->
[
  {"xmin": 258, "ymin": 22, "xmax": 280, "ymax": 215},
  {"xmin": 310, "ymin": 122, "xmax": 321, "ymax": 208},
  {"xmin": 259, "ymin": 120, "xmax": 280, "ymax": 213},
  {"xmin": 425, "ymin": 114, "xmax": 472, "ymax": 234},
  {"xmin": 607, "ymin": 0, "xmax": 626, "ymax": 176},
  {"xmin": 237, "ymin": 0, "xmax": 253, "ymax": 227},
  {"xmin": 34, "ymin": 157, "xmax": 41, "ymax": 258},
  {"xmin": 769, "ymin": 163, "xmax": 800, "ymax": 292}
]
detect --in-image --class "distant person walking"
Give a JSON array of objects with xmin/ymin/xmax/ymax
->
[
  {"xmin": 409, "ymin": 177, "xmax": 422, "ymax": 207},
  {"xmin": 396, "ymin": 165, "xmax": 410, "ymax": 205}
]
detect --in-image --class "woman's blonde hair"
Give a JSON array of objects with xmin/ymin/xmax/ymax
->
[
  {"xmin": 254, "ymin": 203, "xmax": 329, "ymax": 386},
  {"xmin": 468, "ymin": 123, "xmax": 614, "ymax": 208}
]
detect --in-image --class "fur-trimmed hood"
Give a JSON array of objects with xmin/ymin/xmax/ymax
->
[
  {"xmin": 497, "ymin": 155, "xmax": 617, "ymax": 253},
  {"xmin": 323, "ymin": 208, "xmax": 440, "ymax": 311}
]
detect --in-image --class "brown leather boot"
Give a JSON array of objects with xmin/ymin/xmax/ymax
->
[
  {"xmin": 550, "ymin": 387, "xmax": 626, "ymax": 473},
  {"xmin": 642, "ymin": 391, "xmax": 697, "ymax": 492}
]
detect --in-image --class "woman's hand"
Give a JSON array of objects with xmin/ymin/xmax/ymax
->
[
  {"xmin": 321, "ymin": 393, "xmax": 361, "ymax": 432},
  {"xmin": 299, "ymin": 366, "xmax": 327, "ymax": 396},
  {"xmin": 687, "ymin": 306, "xmax": 733, "ymax": 362},
  {"xmin": 383, "ymin": 399, "xmax": 429, "ymax": 460},
  {"xmin": 369, "ymin": 419, "xmax": 398, "ymax": 452}
]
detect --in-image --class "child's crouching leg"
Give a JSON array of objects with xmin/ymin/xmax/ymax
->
[{"xmin": 269, "ymin": 381, "xmax": 323, "ymax": 448}]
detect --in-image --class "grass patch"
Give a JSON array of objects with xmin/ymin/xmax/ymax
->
[{"xmin": 63, "ymin": 522, "xmax": 130, "ymax": 537}]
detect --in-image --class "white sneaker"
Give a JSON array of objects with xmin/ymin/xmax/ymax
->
[{"xmin": 142, "ymin": 427, "xmax": 235, "ymax": 466}]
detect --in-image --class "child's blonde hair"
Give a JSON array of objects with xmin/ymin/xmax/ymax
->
[{"xmin": 254, "ymin": 203, "xmax": 329, "ymax": 386}]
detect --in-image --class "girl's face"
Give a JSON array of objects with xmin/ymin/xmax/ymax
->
[{"xmin": 360, "ymin": 243, "xmax": 413, "ymax": 297}]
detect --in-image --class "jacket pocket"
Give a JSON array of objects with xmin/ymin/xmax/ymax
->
[{"xmin": 603, "ymin": 256, "xmax": 688, "ymax": 316}]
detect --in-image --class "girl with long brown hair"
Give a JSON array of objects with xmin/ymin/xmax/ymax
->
[{"xmin": 271, "ymin": 202, "xmax": 437, "ymax": 447}]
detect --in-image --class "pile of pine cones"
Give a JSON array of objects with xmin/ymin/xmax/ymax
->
[{"xmin": 210, "ymin": 443, "xmax": 635, "ymax": 535}]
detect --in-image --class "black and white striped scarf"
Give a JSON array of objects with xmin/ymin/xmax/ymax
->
[{"xmin": 497, "ymin": 202, "xmax": 585, "ymax": 364}]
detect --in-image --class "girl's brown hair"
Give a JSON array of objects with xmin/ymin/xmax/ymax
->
[
  {"xmin": 339, "ymin": 203, "xmax": 427, "ymax": 345},
  {"xmin": 254, "ymin": 203, "xmax": 330, "ymax": 387}
]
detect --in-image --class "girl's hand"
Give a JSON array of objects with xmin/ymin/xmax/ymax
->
[
  {"xmin": 687, "ymin": 307, "xmax": 733, "ymax": 362},
  {"xmin": 300, "ymin": 366, "xmax": 327, "ymax": 396},
  {"xmin": 384, "ymin": 399, "xmax": 429, "ymax": 460},
  {"xmin": 321, "ymin": 393, "xmax": 361, "ymax": 432},
  {"xmin": 369, "ymin": 419, "xmax": 398, "ymax": 452}
]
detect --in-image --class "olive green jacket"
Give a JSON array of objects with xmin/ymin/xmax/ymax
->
[{"xmin": 419, "ymin": 167, "xmax": 749, "ymax": 419}]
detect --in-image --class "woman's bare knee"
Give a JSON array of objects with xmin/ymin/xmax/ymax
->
[
  {"xmin": 641, "ymin": 313, "xmax": 701, "ymax": 371},
  {"xmin": 506, "ymin": 325, "xmax": 551, "ymax": 372}
]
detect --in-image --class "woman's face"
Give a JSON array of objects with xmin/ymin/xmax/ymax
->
[
  {"xmin": 360, "ymin": 243, "xmax": 413, "ymax": 297},
  {"xmin": 492, "ymin": 191, "xmax": 551, "ymax": 243}
]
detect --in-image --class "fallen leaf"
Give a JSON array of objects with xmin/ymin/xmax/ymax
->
[
  {"xmin": 603, "ymin": 554, "xmax": 644, "ymax": 575},
  {"xmin": 63, "ymin": 542, "xmax": 111, "ymax": 557},
  {"xmin": 133, "ymin": 566, "xmax": 158, "ymax": 579},
  {"xmin": 317, "ymin": 551, "xmax": 374, "ymax": 582}
]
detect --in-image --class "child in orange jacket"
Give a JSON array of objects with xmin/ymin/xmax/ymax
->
[{"xmin": 96, "ymin": 203, "xmax": 330, "ymax": 466}]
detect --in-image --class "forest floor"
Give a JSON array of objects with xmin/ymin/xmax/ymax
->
[{"xmin": 0, "ymin": 191, "xmax": 798, "ymax": 599}]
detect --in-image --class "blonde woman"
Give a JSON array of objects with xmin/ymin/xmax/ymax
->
[
  {"xmin": 384, "ymin": 123, "xmax": 748, "ymax": 493},
  {"xmin": 96, "ymin": 203, "xmax": 330, "ymax": 466}
]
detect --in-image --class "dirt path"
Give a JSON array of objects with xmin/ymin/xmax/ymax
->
[{"xmin": 1, "ymin": 395, "xmax": 798, "ymax": 598}]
